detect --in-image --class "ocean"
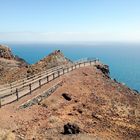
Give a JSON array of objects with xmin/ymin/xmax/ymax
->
[{"xmin": 7, "ymin": 43, "xmax": 140, "ymax": 92}]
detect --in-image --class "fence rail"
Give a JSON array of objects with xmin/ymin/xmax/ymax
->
[
  {"xmin": 0, "ymin": 59, "xmax": 99, "ymax": 107},
  {"xmin": 0, "ymin": 65, "xmax": 65, "ymax": 91}
]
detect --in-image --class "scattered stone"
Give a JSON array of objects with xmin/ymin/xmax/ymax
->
[
  {"xmin": 68, "ymin": 113, "xmax": 73, "ymax": 116},
  {"xmin": 73, "ymin": 106, "xmax": 76, "ymax": 111},
  {"xmin": 41, "ymin": 104, "xmax": 48, "ymax": 108},
  {"xmin": 62, "ymin": 93, "xmax": 72, "ymax": 101},
  {"xmin": 74, "ymin": 100, "xmax": 78, "ymax": 103},
  {"xmin": 82, "ymin": 104, "xmax": 86, "ymax": 107},
  {"xmin": 63, "ymin": 123, "xmax": 80, "ymax": 135},
  {"xmin": 92, "ymin": 113, "xmax": 103, "ymax": 121},
  {"xmin": 77, "ymin": 109, "xmax": 83, "ymax": 114},
  {"xmin": 82, "ymin": 72, "xmax": 88, "ymax": 76}
]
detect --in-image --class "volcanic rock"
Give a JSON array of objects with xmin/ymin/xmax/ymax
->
[
  {"xmin": 63, "ymin": 123, "xmax": 80, "ymax": 135},
  {"xmin": 95, "ymin": 64, "xmax": 110, "ymax": 77},
  {"xmin": 62, "ymin": 93, "xmax": 72, "ymax": 101}
]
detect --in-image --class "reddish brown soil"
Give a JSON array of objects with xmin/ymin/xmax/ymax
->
[{"xmin": 0, "ymin": 66, "xmax": 140, "ymax": 140}]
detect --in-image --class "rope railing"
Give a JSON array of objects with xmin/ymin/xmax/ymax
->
[{"xmin": 0, "ymin": 58, "xmax": 99, "ymax": 107}]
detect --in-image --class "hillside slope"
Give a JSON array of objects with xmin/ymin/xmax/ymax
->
[
  {"xmin": 39, "ymin": 66, "xmax": 140, "ymax": 140},
  {"xmin": 0, "ymin": 65, "xmax": 139, "ymax": 140}
]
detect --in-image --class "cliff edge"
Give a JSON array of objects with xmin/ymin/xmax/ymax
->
[{"xmin": 0, "ymin": 45, "xmax": 28, "ymax": 83}]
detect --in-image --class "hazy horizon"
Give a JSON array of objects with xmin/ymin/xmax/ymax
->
[{"xmin": 0, "ymin": 0, "xmax": 140, "ymax": 43}]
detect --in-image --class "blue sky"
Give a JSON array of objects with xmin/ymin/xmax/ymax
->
[{"xmin": 0, "ymin": 0, "xmax": 140, "ymax": 43}]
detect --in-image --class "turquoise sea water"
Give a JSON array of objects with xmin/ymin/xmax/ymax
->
[{"xmin": 7, "ymin": 43, "xmax": 140, "ymax": 92}]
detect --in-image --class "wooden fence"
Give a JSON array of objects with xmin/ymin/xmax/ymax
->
[{"xmin": 0, "ymin": 59, "xmax": 98, "ymax": 107}]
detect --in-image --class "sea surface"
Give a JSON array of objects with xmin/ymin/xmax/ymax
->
[{"xmin": 7, "ymin": 43, "xmax": 140, "ymax": 92}]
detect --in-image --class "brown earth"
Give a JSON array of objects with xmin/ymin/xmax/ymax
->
[{"xmin": 0, "ymin": 65, "xmax": 139, "ymax": 140}]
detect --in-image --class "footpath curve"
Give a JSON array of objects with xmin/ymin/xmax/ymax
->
[{"xmin": 0, "ymin": 59, "xmax": 99, "ymax": 107}]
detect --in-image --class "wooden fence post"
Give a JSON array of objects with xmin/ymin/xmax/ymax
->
[
  {"xmin": 0, "ymin": 98, "xmax": 2, "ymax": 108},
  {"xmin": 16, "ymin": 88, "xmax": 19, "ymax": 101},
  {"xmin": 58, "ymin": 71, "xmax": 60, "ymax": 77},
  {"xmin": 29, "ymin": 84, "xmax": 32, "ymax": 94},
  {"xmin": 23, "ymin": 79, "xmax": 24, "ymax": 86},
  {"xmin": 39, "ymin": 79, "xmax": 41, "ymax": 88},
  {"xmin": 10, "ymin": 83, "xmax": 12, "ymax": 89},
  {"xmin": 10, "ymin": 83, "xmax": 12, "ymax": 92},
  {"xmin": 53, "ymin": 73, "xmax": 55, "ymax": 79},
  {"xmin": 46, "ymin": 76, "xmax": 49, "ymax": 82},
  {"xmin": 39, "ymin": 73, "xmax": 41, "ymax": 78}
]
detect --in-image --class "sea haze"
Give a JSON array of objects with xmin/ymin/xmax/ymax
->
[{"xmin": 8, "ymin": 43, "xmax": 140, "ymax": 92}]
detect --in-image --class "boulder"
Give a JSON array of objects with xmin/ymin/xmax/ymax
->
[
  {"xmin": 63, "ymin": 123, "xmax": 80, "ymax": 135},
  {"xmin": 92, "ymin": 113, "xmax": 103, "ymax": 121},
  {"xmin": 62, "ymin": 93, "xmax": 72, "ymax": 101}
]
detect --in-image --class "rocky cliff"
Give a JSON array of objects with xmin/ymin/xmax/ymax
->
[
  {"xmin": 0, "ymin": 45, "xmax": 72, "ymax": 84},
  {"xmin": 0, "ymin": 45, "xmax": 27, "ymax": 66},
  {"xmin": 0, "ymin": 45, "xmax": 14, "ymax": 59},
  {"xmin": 0, "ymin": 45, "xmax": 28, "ymax": 83}
]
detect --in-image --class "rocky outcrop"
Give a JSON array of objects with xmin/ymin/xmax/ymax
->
[
  {"xmin": 0, "ymin": 45, "xmax": 28, "ymax": 84},
  {"xmin": 30, "ymin": 50, "xmax": 73, "ymax": 74},
  {"xmin": 0, "ymin": 45, "xmax": 14, "ymax": 59},
  {"xmin": 0, "ymin": 45, "xmax": 28, "ymax": 66},
  {"xmin": 95, "ymin": 64, "xmax": 110, "ymax": 77}
]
